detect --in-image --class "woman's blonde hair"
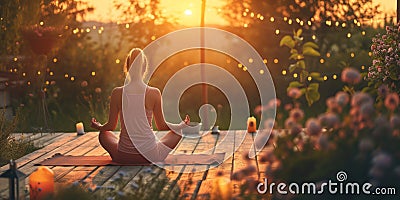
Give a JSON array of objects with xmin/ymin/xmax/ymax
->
[{"xmin": 124, "ymin": 48, "xmax": 148, "ymax": 80}]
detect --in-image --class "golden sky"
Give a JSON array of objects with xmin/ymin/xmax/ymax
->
[{"xmin": 82, "ymin": 0, "xmax": 397, "ymax": 26}]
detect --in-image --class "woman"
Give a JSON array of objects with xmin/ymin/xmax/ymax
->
[{"xmin": 91, "ymin": 48, "xmax": 189, "ymax": 164}]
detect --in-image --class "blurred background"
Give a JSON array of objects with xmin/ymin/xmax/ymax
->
[{"xmin": 0, "ymin": 0, "xmax": 397, "ymax": 132}]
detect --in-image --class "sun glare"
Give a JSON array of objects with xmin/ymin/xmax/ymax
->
[{"xmin": 184, "ymin": 9, "xmax": 193, "ymax": 16}]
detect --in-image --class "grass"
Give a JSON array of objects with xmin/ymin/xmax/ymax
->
[{"xmin": 0, "ymin": 109, "xmax": 39, "ymax": 166}]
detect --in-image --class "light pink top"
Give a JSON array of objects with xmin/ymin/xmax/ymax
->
[{"xmin": 118, "ymin": 89, "xmax": 155, "ymax": 154}]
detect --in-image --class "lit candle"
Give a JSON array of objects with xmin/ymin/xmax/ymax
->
[
  {"xmin": 247, "ymin": 116, "xmax": 257, "ymax": 133},
  {"xmin": 29, "ymin": 166, "xmax": 54, "ymax": 200},
  {"xmin": 76, "ymin": 122, "xmax": 85, "ymax": 135}
]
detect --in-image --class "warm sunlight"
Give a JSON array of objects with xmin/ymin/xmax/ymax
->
[
  {"xmin": 81, "ymin": 0, "xmax": 396, "ymax": 26},
  {"xmin": 81, "ymin": 0, "xmax": 227, "ymax": 26},
  {"xmin": 184, "ymin": 9, "xmax": 193, "ymax": 16}
]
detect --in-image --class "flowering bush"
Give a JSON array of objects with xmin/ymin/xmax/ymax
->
[
  {"xmin": 256, "ymin": 90, "xmax": 400, "ymax": 199},
  {"xmin": 367, "ymin": 23, "xmax": 400, "ymax": 94}
]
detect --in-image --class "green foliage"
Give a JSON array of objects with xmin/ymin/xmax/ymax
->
[{"xmin": 281, "ymin": 29, "xmax": 322, "ymax": 106}]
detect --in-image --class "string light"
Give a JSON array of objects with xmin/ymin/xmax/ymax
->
[
  {"xmin": 243, "ymin": 66, "xmax": 247, "ymax": 71},
  {"xmin": 350, "ymin": 52, "xmax": 355, "ymax": 58},
  {"xmin": 22, "ymin": 72, "xmax": 26, "ymax": 77},
  {"xmin": 13, "ymin": 57, "xmax": 18, "ymax": 62},
  {"xmin": 293, "ymin": 73, "xmax": 298, "ymax": 78},
  {"xmin": 238, "ymin": 63, "xmax": 242, "ymax": 68},
  {"xmin": 333, "ymin": 74, "xmax": 338, "ymax": 80},
  {"xmin": 323, "ymin": 76, "xmax": 328, "ymax": 81},
  {"xmin": 273, "ymin": 58, "xmax": 279, "ymax": 64},
  {"xmin": 307, "ymin": 76, "xmax": 312, "ymax": 81},
  {"xmin": 259, "ymin": 69, "xmax": 264, "ymax": 74},
  {"xmin": 70, "ymin": 76, "xmax": 75, "ymax": 81},
  {"xmin": 91, "ymin": 71, "xmax": 96, "ymax": 76},
  {"xmin": 270, "ymin": 17, "xmax": 275, "ymax": 22},
  {"xmin": 39, "ymin": 21, "xmax": 44, "ymax": 26},
  {"xmin": 115, "ymin": 59, "xmax": 120, "ymax": 64},
  {"xmin": 263, "ymin": 59, "xmax": 268, "ymax": 64},
  {"xmin": 64, "ymin": 74, "xmax": 69, "ymax": 78},
  {"xmin": 275, "ymin": 29, "xmax": 280, "ymax": 35},
  {"xmin": 27, "ymin": 81, "xmax": 31, "ymax": 86},
  {"xmin": 53, "ymin": 58, "xmax": 57, "ymax": 63},
  {"xmin": 347, "ymin": 33, "xmax": 352, "ymax": 38},
  {"xmin": 320, "ymin": 58, "xmax": 325, "ymax": 64},
  {"xmin": 49, "ymin": 71, "xmax": 54, "ymax": 76},
  {"xmin": 282, "ymin": 70, "xmax": 287, "ymax": 75},
  {"xmin": 248, "ymin": 58, "xmax": 253, "ymax": 63},
  {"xmin": 37, "ymin": 71, "xmax": 41, "ymax": 75}
]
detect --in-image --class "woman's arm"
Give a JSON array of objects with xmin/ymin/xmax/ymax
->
[
  {"xmin": 153, "ymin": 89, "xmax": 189, "ymax": 131},
  {"xmin": 91, "ymin": 88, "xmax": 120, "ymax": 131}
]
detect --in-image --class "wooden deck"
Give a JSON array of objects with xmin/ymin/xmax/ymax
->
[{"xmin": 0, "ymin": 131, "xmax": 273, "ymax": 199}]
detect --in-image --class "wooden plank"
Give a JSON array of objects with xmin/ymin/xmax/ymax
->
[
  {"xmin": 0, "ymin": 133, "xmax": 79, "ymax": 171},
  {"xmin": 231, "ymin": 131, "xmax": 258, "ymax": 196},
  {"xmin": 176, "ymin": 132, "xmax": 221, "ymax": 200},
  {"xmin": 79, "ymin": 131, "xmax": 164, "ymax": 187},
  {"xmin": 163, "ymin": 134, "xmax": 202, "ymax": 198},
  {"xmin": 0, "ymin": 132, "xmax": 99, "ymax": 198},
  {"xmin": 32, "ymin": 132, "xmax": 65, "ymax": 147},
  {"xmin": 196, "ymin": 131, "xmax": 234, "ymax": 197},
  {"xmin": 52, "ymin": 137, "xmax": 101, "ymax": 183}
]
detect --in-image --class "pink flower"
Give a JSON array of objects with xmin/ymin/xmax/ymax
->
[
  {"xmin": 341, "ymin": 68, "xmax": 361, "ymax": 84},
  {"xmin": 318, "ymin": 113, "xmax": 340, "ymax": 129},
  {"xmin": 384, "ymin": 93, "xmax": 399, "ymax": 111},
  {"xmin": 287, "ymin": 87, "xmax": 302, "ymax": 99},
  {"xmin": 81, "ymin": 81, "xmax": 88, "ymax": 87},
  {"xmin": 289, "ymin": 108, "xmax": 304, "ymax": 122},
  {"xmin": 95, "ymin": 87, "xmax": 102, "ymax": 93},
  {"xmin": 306, "ymin": 118, "xmax": 322, "ymax": 136},
  {"xmin": 284, "ymin": 117, "xmax": 296, "ymax": 129},
  {"xmin": 268, "ymin": 98, "xmax": 281, "ymax": 108},
  {"xmin": 351, "ymin": 92, "xmax": 373, "ymax": 107},
  {"xmin": 335, "ymin": 91, "xmax": 349, "ymax": 106},
  {"xmin": 284, "ymin": 104, "xmax": 293, "ymax": 111}
]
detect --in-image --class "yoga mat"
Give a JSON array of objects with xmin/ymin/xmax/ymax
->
[{"xmin": 35, "ymin": 153, "xmax": 225, "ymax": 166}]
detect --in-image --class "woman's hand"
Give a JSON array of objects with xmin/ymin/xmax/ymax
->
[
  {"xmin": 184, "ymin": 115, "xmax": 190, "ymax": 125},
  {"xmin": 91, "ymin": 118, "xmax": 103, "ymax": 130}
]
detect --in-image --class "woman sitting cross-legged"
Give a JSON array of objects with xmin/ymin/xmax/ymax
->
[{"xmin": 91, "ymin": 48, "xmax": 190, "ymax": 164}]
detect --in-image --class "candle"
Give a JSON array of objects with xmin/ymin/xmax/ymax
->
[
  {"xmin": 76, "ymin": 122, "xmax": 85, "ymax": 135},
  {"xmin": 247, "ymin": 116, "xmax": 257, "ymax": 133},
  {"xmin": 29, "ymin": 166, "xmax": 54, "ymax": 200}
]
